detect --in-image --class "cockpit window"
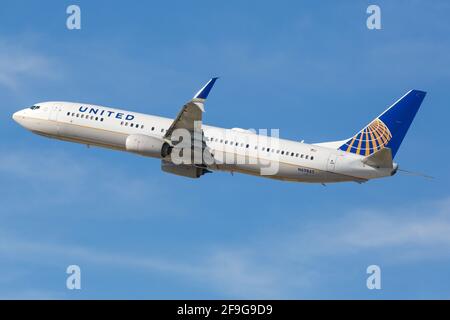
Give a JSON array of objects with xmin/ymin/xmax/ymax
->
[{"xmin": 30, "ymin": 105, "xmax": 41, "ymax": 110}]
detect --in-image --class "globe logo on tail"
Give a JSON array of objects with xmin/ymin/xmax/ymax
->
[{"xmin": 340, "ymin": 119, "xmax": 392, "ymax": 156}]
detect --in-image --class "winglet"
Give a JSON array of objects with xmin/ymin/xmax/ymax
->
[{"xmin": 193, "ymin": 77, "xmax": 219, "ymax": 100}]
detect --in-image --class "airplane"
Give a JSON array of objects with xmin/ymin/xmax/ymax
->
[{"xmin": 12, "ymin": 78, "xmax": 427, "ymax": 183}]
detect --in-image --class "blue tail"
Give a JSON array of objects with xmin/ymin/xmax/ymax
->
[{"xmin": 339, "ymin": 90, "xmax": 427, "ymax": 158}]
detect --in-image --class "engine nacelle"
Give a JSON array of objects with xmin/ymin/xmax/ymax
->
[{"xmin": 125, "ymin": 134, "xmax": 171, "ymax": 158}]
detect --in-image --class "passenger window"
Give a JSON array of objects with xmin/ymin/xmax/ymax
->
[
  {"xmin": 100, "ymin": 118, "xmax": 104, "ymax": 122},
  {"xmin": 311, "ymin": 156, "xmax": 314, "ymax": 160},
  {"xmin": 306, "ymin": 155, "xmax": 309, "ymax": 159},
  {"xmin": 246, "ymin": 144, "xmax": 249, "ymax": 148},
  {"xmin": 295, "ymin": 153, "xmax": 299, "ymax": 157},
  {"xmin": 151, "ymin": 127, "xmax": 155, "ymax": 131},
  {"xmin": 281, "ymin": 151, "xmax": 285, "ymax": 155}
]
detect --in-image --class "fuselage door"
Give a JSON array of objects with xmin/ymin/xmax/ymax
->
[
  {"xmin": 327, "ymin": 154, "xmax": 337, "ymax": 172},
  {"xmin": 48, "ymin": 105, "xmax": 61, "ymax": 136},
  {"xmin": 49, "ymin": 105, "xmax": 60, "ymax": 122}
]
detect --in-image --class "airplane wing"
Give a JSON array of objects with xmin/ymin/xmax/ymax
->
[
  {"xmin": 164, "ymin": 77, "xmax": 218, "ymax": 139},
  {"xmin": 161, "ymin": 78, "xmax": 218, "ymax": 178}
]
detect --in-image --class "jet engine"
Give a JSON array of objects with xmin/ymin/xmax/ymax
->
[{"xmin": 125, "ymin": 134, "xmax": 172, "ymax": 158}]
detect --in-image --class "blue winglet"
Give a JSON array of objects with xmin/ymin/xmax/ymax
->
[{"xmin": 193, "ymin": 77, "xmax": 219, "ymax": 100}]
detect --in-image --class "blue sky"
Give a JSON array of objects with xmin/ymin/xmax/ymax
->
[{"xmin": 1, "ymin": 0, "xmax": 450, "ymax": 299}]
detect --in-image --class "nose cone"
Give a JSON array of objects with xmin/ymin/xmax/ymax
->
[
  {"xmin": 12, "ymin": 111, "xmax": 20, "ymax": 122},
  {"xmin": 12, "ymin": 109, "xmax": 27, "ymax": 126}
]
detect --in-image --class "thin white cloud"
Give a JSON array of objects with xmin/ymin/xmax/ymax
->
[
  {"xmin": 0, "ymin": 147, "xmax": 170, "ymax": 219},
  {"xmin": 283, "ymin": 198, "xmax": 450, "ymax": 260},
  {"xmin": 2, "ymin": 197, "xmax": 449, "ymax": 298},
  {"xmin": 202, "ymin": 250, "xmax": 284, "ymax": 298},
  {"xmin": 0, "ymin": 148, "xmax": 87, "ymax": 183},
  {"xmin": 0, "ymin": 39, "xmax": 56, "ymax": 91},
  {"xmin": 0, "ymin": 232, "xmax": 286, "ymax": 299}
]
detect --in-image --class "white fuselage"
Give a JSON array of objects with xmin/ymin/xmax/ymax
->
[{"xmin": 12, "ymin": 101, "xmax": 396, "ymax": 183}]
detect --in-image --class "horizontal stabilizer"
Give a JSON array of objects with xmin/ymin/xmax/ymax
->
[{"xmin": 362, "ymin": 147, "xmax": 393, "ymax": 169}]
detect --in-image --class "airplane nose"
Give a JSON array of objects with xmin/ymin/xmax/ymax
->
[{"xmin": 12, "ymin": 110, "xmax": 26, "ymax": 124}]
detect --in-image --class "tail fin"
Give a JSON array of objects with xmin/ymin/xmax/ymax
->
[{"xmin": 338, "ymin": 90, "xmax": 426, "ymax": 158}]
